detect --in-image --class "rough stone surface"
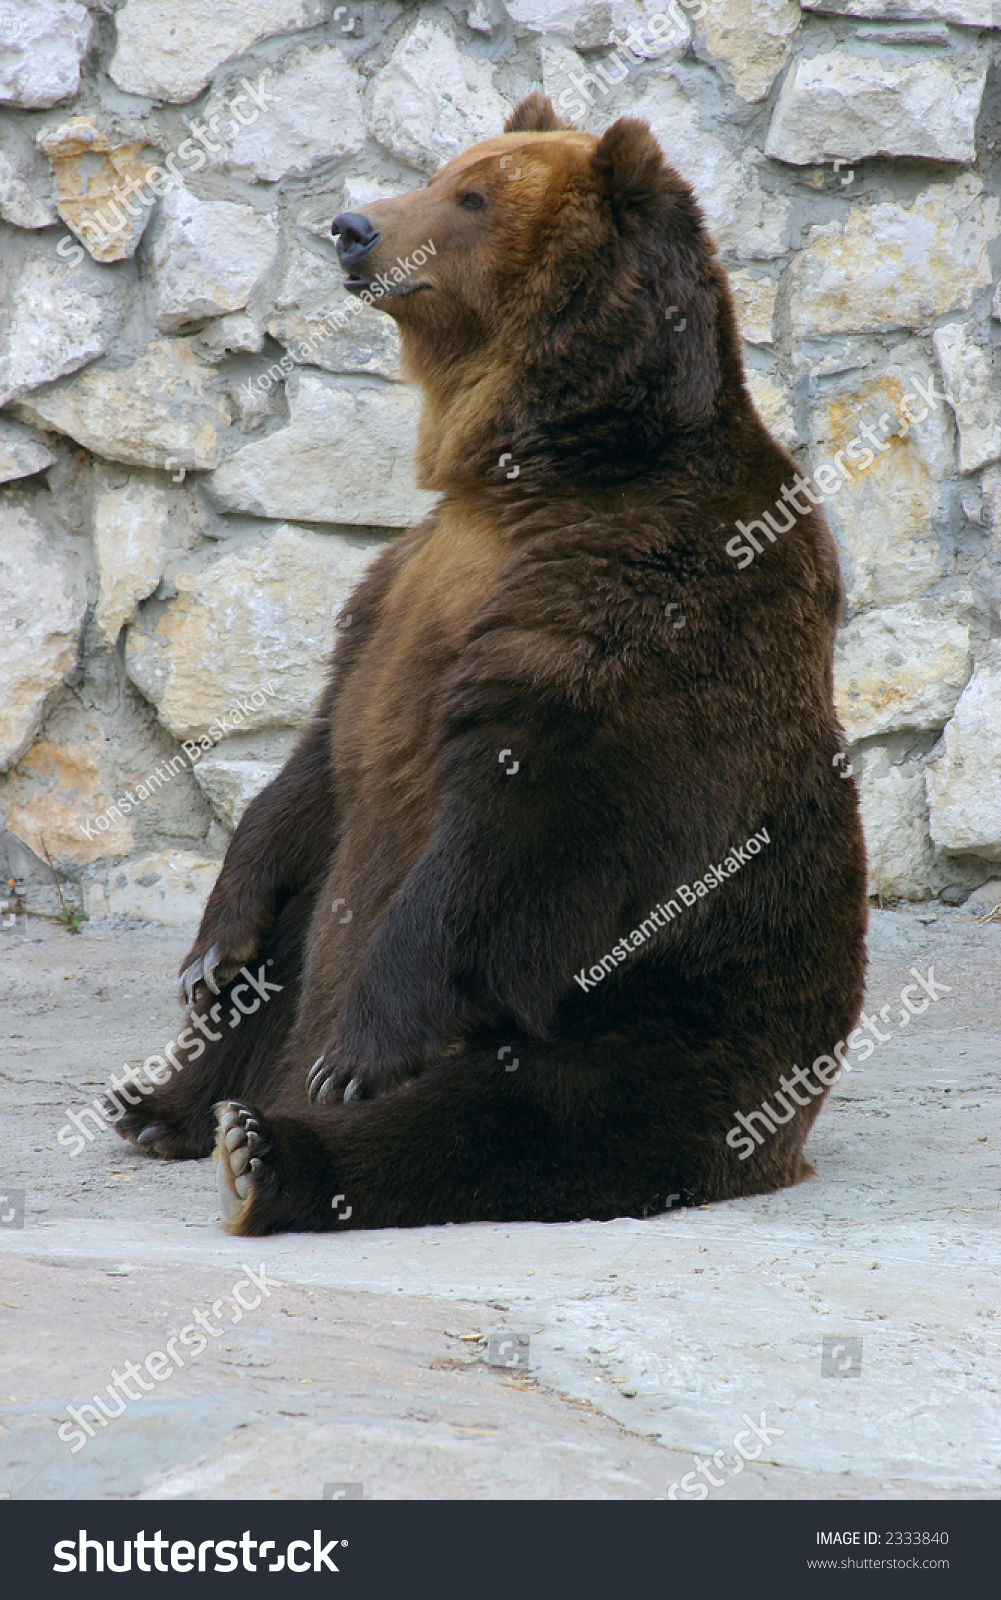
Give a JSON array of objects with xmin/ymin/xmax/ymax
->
[
  {"xmin": 855, "ymin": 747, "xmax": 933, "ymax": 901},
  {"xmin": 926, "ymin": 646, "xmax": 1001, "ymax": 861},
  {"xmin": 834, "ymin": 606, "xmax": 972, "ymax": 742},
  {"xmin": 191, "ymin": 733, "xmax": 296, "ymax": 830},
  {"xmin": 92, "ymin": 470, "xmax": 172, "ymax": 647},
  {"xmin": 202, "ymin": 45, "xmax": 365, "ymax": 184},
  {"xmin": 745, "ymin": 368, "xmax": 797, "ymax": 448},
  {"xmin": 14, "ymin": 338, "xmax": 232, "ymax": 472},
  {"xmin": 800, "ymin": 0, "xmax": 995, "ymax": 24},
  {"xmin": 4, "ymin": 909, "xmax": 1000, "ymax": 1499},
  {"xmin": 124, "ymin": 524, "xmax": 384, "ymax": 739},
  {"xmin": 265, "ymin": 241, "xmax": 401, "ymax": 379},
  {"xmin": 193, "ymin": 312, "xmax": 265, "ymax": 364},
  {"xmin": 627, "ymin": 75, "xmax": 791, "ymax": 260},
  {"xmin": 729, "ymin": 270, "xmax": 777, "ymax": 346},
  {"xmin": 149, "ymin": 186, "xmax": 279, "ymax": 334},
  {"xmin": 511, "ymin": 0, "xmax": 690, "ymax": 56},
  {"xmin": 0, "ymin": 252, "xmax": 119, "ymax": 408},
  {"xmin": 108, "ymin": 0, "xmax": 323, "ymax": 103},
  {"xmin": 505, "ymin": 0, "xmax": 689, "ymax": 53},
  {"xmin": 0, "ymin": 121, "xmax": 58, "ymax": 228},
  {"xmin": 964, "ymin": 879, "xmax": 1001, "ymax": 912},
  {"xmin": 0, "ymin": 417, "xmax": 56, "ymax": 483},
  {"xmin": 0, "ymin": 505, "xmax": 87, "ymax": 772},
  {"xmin": 37, "ymin": 117, "xmax": 155, "ymax": 263},
  {"xmin": 765, "ymin": 53, "xmax": 987, "ymax": 167},
  {"xmin": 932, "ymin": 322, "xmax": 1001, "ymax": 476},
  {"xmin": 695, "ymin": 0, "xmax": 800, "ymax": 103},
  {"xmin": 2, "ymin": 0, "xmax": 999, "ymax": 908},
  {"xmin": 209, "ymin": 372, "xmax": 436, "ymax": 527},
  {"xmin": 369, "ymin": 20, "xmax": 511, "ymax": 175},
  {"xmin": 86, "ymin": 848, "xmax": 220, "ymax": 924},
  {"xmin": 0, "ymin": 0, "xmax": 89, "ymax": 109},
  {"xmin": 2, "ymin": 734, "xmax": 134, "ymax": 866},
  {"xmin": 810, "ymin": 356, "xmax": 954, "ymax": 612},
  {"xmin": 789, "ymin": 179, "xmax": 998, "ymax": 338}
]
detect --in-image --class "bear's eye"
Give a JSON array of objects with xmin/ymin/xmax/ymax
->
[{"xmin": 458, "ymin": 191, "xmax": 486, "ymax": 211}]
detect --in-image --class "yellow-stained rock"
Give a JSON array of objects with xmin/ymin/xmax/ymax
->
[
  {"xmin": 834, "ymin": 605, "xmax": 972, "ymax": 742},
  {"xmin": 3, "ymin": 736, "xmax": 134, "ymax": 865},
  {"xmin": 809, "ymin": 357, "xmax": 953, "ymax": 610},
  {"xmin": 695, "ymin": 0, "xmax": 800, "ymax": 104},
  {"xmin": 125, "ymin": 524, "xmax": 385, "ymax": 739},
  {"xmin": 789, "ymin": 177, "xmax": 998, "ymax": 338},
  {"xmin": 746, "ymin": 369, "xmax": 797, "ymax": 448},
  {"xmin": 729, "ymin": 270, "xmax": 777, "ymax": 346},
  {"xmin": 37, "ymin": 116, "xmax": 155, "ymax": 262}
]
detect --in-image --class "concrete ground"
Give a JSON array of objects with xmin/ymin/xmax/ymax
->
[{"xmin": 1, "ymin": 905, "xmax": 999, "ymax": 1501}]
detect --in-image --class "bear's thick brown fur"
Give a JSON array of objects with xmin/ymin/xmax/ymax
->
[{"xmin": 110, "ymin": 95, "xmax": 867, "ymax": 1234}]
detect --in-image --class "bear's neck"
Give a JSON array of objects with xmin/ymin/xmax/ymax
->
[{"xmin": 410, "ymin": 341, "xmax": 749, "ymax": 500}]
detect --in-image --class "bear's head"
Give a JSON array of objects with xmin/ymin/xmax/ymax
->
[{"xmin": 332, "ymin": 93, "xmax": 744, "ymax": 493}]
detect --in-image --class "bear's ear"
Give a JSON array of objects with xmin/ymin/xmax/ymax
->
[
  {"xmin": 504, "ymin": 92, "xmax": 571, "ymax": 134},
  {"xmin": 592, "ymin": 118, "xmax": 665, "ymax": 217}
]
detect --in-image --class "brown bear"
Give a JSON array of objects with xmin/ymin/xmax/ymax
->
[{"xmin": 108, "ymin": 93, "xmax": 867, "ymax": 1235}]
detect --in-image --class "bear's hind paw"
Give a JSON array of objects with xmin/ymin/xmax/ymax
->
[{"xmin": 215, "ymin": 1101, "xmax": 271, "ymax": 1232}]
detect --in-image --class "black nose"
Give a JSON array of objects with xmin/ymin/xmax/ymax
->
[{"xmin": 332, "ymin": 211, "xmax": 380, "ymax": 262}]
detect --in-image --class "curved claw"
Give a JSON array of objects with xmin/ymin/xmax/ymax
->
[
  {"xmin": 342, "ymin": 1075, "xmax": 361, "ymax": 1103},
  {"xmin": 178, "ymin": 957, "xmax": 199, "ymax": 1007},
  {"xmin": 202, "ymin": 944, "xmax": 221, "ymax": 995},
  {"xmin": 178, "ymin": 955, "xmax": 204, "ymax": 1008},
  {"xmin": 136, "ymin": 1123, "xmax": 166, "ymax": 1149},
  {"xmin": 178, "ymin": 945, "xmax": 223, "ymax": 1007},
  {"xmin": 306, "ymin": 1054, "xmax": 328, "ymax": 1104}
]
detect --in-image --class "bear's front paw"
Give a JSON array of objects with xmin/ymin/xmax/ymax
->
[
  {"xmin": 306, "ymin": 1051, "xmax": 414, "ymax": 1106},
  {"xmin": 178, "ymin": 943, "xmax": 247, "ymax": 1007}
]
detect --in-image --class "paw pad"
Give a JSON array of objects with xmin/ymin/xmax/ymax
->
[{"xmin": 217, "ymin": 1102, "xmax": 264, "ymax": 1202}]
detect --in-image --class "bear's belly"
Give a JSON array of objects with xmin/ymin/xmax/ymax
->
[{"xmin": 326, "ymin": 500, "xmax": 508, "ymax": 935}]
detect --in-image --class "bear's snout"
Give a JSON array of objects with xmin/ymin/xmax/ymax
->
[{"xmin": 332, "ymin": 211, "xmax": 380, "ymax": 269}]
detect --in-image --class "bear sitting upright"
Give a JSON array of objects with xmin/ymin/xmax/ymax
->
[{"xmin": 109, "ymin": 94, "xmax": 866, "ymax": 1235}]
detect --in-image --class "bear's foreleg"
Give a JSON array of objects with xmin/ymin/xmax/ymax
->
[{"xmin": 178, "ymin": 699, "xmax": 337, "ymax": 1006}]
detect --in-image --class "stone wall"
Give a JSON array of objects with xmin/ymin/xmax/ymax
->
[{"xmin": 1, "ymin": 0, "xmax": 999, "ymax": 924}]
